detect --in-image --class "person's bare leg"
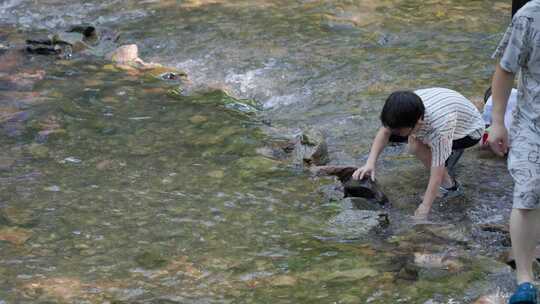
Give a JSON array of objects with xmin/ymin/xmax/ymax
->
[
  {"xmin": 510, "ymin": 207, "xmax": 540, "ymax": 284},
  {"xmin": 408, "ymin": 137, "xmax": 453, "ymax": 187}
]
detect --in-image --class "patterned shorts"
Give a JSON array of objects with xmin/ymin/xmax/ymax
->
[{"xmin": 509, "ymin": 123, "xmax": 540, "ymax": 209}]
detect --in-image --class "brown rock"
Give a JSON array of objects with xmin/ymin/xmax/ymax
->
[
  {"xmin": 413, "ymin": 252, "xmax": 464, "ymax": 272},
  {"xmin": 0, "ymin": 227, "xmax": 32, "ymax": 245},
  {"xmin": 110, "ymin": 44, "xmax": 140, "ymax": 64},
  {"xmin": 270, "ymin": 275, "xmax": 297, "ymax": 287},
  {"xmin": 96, "ymin": 160, "xmax": 114, "ymax": 170}
]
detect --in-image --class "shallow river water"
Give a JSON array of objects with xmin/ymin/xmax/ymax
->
[{"xmin": 0, "ymin": 1, "xmax": 521, "ymax": 303}]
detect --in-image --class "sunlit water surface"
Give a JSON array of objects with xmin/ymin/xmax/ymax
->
[{"xmin": 0, "ymin": 1, "xmax": 518, "ymax": 303}]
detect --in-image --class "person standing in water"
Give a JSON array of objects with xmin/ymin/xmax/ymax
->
[{"xmin": 490, "ymin": 1, "xmax": 540, "ymax": 303}]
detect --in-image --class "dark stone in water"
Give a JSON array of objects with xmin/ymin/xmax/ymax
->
[
  {"xmin": 343, "ymin": 178, "xmax": 388, "ymax": 205},
  {"xmin": 25, "ymin": 25, "xmax": 119, "ymax": 59},
  {"xmin": 67, "ymin": 25, "xmax": 96, "ymax": 39},
  {"xmin": 312, "ymin": 165, "xmax": 389, "ymax": 205}
]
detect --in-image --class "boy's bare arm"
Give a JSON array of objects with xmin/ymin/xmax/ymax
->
[
  {"xmin": 366, "ymin": 127, "xmax": 391, "ymax": 165},
  {"xmin": 489, "ymin": 64, "xmax": 515, "ymax": 156},
  {"xmin": 353, "ymin": 127, "xmax": 391, "ymax": 180},
  {"xmin": 415, "ymin": 166, "xmax": 445, "ymax": 218}
]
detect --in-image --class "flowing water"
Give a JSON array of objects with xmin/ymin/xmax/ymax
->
[{"xmin": 0, "ymin": 1, "xmax": 520, "ymax": 303}]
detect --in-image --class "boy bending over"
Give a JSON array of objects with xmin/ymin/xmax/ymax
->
[{"xmin": 353, "ymin": 88, "xmax": 485, "ymax": 218}]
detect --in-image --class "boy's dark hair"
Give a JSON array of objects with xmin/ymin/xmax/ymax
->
[{"xmin": 380, "ymin": 91, "xmax": 425, "ymax": 129}]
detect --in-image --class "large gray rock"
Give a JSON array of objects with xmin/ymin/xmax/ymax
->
[{"xmin": 328, "ymin": 209, "xmax": 388, "ymax": 239}]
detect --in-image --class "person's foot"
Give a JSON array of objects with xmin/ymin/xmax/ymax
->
[
  {"xmin": 438, "ymin": 179, "xmax": 463, "ymax": 200},
  {"xmin": 509, "ymin": 282, "xmax": 538, "ymax": 304}
]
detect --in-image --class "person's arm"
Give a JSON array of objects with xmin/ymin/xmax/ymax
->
[
  {"xmin": 488, "ymin": 64, "xmax": 515, "ymax": 156},
  {"xmin": 415, "ymin": 166, "xmax": 445, "ymax": 217},
  {"xmin": 352, "ymin": 127, "xmax": 391, "ymax": 180}
]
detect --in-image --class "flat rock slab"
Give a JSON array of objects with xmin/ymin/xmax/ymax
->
[{"xmin": 328, "ymin": 209, "xmax": 388, "ymax": 239}]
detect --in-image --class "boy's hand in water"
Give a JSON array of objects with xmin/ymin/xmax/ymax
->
[
  {"xmin": 488, "ymin": 123, "xmax": 509, "ymax": 157},
  {"xmin": 352, "ymin": 164, "xmax": 376, "ymax": 181},
  {"xmin": 414, "ymin": 202, "xmax": 431, "ymax": 219}
]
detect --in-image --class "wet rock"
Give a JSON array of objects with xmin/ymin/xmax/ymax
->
[
  {"xmin": 234, "ymin": 156, "xmax": 280, "ymax": 178},
  {"xmin": 2, "ymin": 207, "xmax": 35, "ymax": 227},
  {"xmin": 257, "ymin": 129, "xmax": 328, "ymax": 167},
  {"xmin": 397, "ymin": 263, "xmax": 419, "ymax": 281},
  {"xmin": 0, "ymin": 156, "xmax": 15, "ymax": 171},
  {"xmin": 256, "ymin": 146, "xmax": 289, "ymax": 160},
  {"xmin": 208, "ymin": 170, "xmax": 224, "ymax": 179},
  {"xmin": 189, "ymin": 115, "xmax": 208, "ymax": 124},
  {"xmin": 339, "ymin": 294, "xmax": 362, "ymax": 304},
  {"xmin": 323, "ymin": 268, "xmax": 378, "ymax": 282},
  {"xmin": 135, "ymin": 251, "xmax": 168, "ymax": 269},
  {"xmin": 417, "ymin": 223, "xmax": 471, "ymax": 244},
  {"xmin": 0, "ymin": 227, "xmax": 32, "ymax": 245},
  {"xmin": 414, "ymin": 252, "xmax": 464, "ymax": 272},
  {"xmin": 343, "ymin": 197, "xmax": 382, "ymax": 211},
  {"xmin": 343, "ymin": 178, "xmax": 389, "ymax": 205},
  {"xmin": 311, "ymin": 165, "xmax": 389, "ymax": 205},
  {"xmin": 290, "ymin": 130, "xmax": 328, "ymax": 166},
  {"xmin": 478, "ymin": 223, "xmax": 509, "ymax": 234},
  {"xmin": 110, "ymin": 44, "xmax": 140, "ymax": 64},
  {"xmin": 26, "ymin": 25, "xmax": 119, "ymax": 59},
  {"xmin": 27, "ymin": 143, "xmax": 49, "ymax": 159},
  {"xmin": 328, "ymin": 209, "xmax": 388, "ymax": 239},
  {"xmin": 20, "ymin": 277, "xmax": 92, "ymax": 301},
  {"xmin": 311, "ymin": 165, "xmax": 356, "ymax": 181}
]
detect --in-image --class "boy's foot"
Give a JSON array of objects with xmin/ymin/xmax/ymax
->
[
  {"xmin": 438, "ymin": 179, "xmax": 463, "ymax": 200},
  {"xmin": 509, "ymin": 282, "xmax": 538, "ymax": 304}
]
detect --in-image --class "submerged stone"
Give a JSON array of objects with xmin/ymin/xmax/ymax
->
[
  {"xmin": 0, "ymin": 227, "xmax": 32, "ymax": 245},
  {"xmin": 312, "ymin": 165, "xmax": 389, "ymax": 205},
  {"xmin": 27, "ymin": 143, "xmax": 49, "ymax": 159},
  {"xmin": 189, "ymin": 115, "xmax": 208, "ymax": 124},
  {"xmin": 343, "ymin": 178, "xmax": 389, "ymax": 205},
  {"xmin": 135, "ymin": 251, "xmax": 168, "ymax": 269},
  {"xmin": 270, "ymin": 275, "xmax": 297, "ymax": 287},
  {"xmin": 323, "ymin": 268, "xmax": 378, "ymax": 282},
  {"xmin": 290, "ymin": 130, "xmax": 328, "ymax": 166},
  {"xmin": 413, "ymin": 252, "xmax": 464, "ymax": 272},
  {"xmin": 328, "ymin": 209, "xmax": 388, "ymax": 239}
]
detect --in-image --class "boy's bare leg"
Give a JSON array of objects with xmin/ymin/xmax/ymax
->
[
  {"xmin": 407, "ymin": 136, "xmax": 453, "ymax": 188},
  {"xmin": 510, "ymin": 207, "xmax": 540, "ymax": 284}
]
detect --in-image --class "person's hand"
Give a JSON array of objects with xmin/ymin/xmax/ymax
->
[
  {"xmin": 352, "ymin": 163, "xmax": 376, "ymax": 181},
  {"xmin": 414, "ymin": 202, "xmax": 431, "ymax": 219},
  {"xmin": 487, "ymin": 123, "xmax": 509, "ymax": 157}
]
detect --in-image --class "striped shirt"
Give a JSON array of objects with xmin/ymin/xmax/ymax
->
[{"xmin": 412, "ymin": 88, "xmax": 485, "ymax": 167}]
